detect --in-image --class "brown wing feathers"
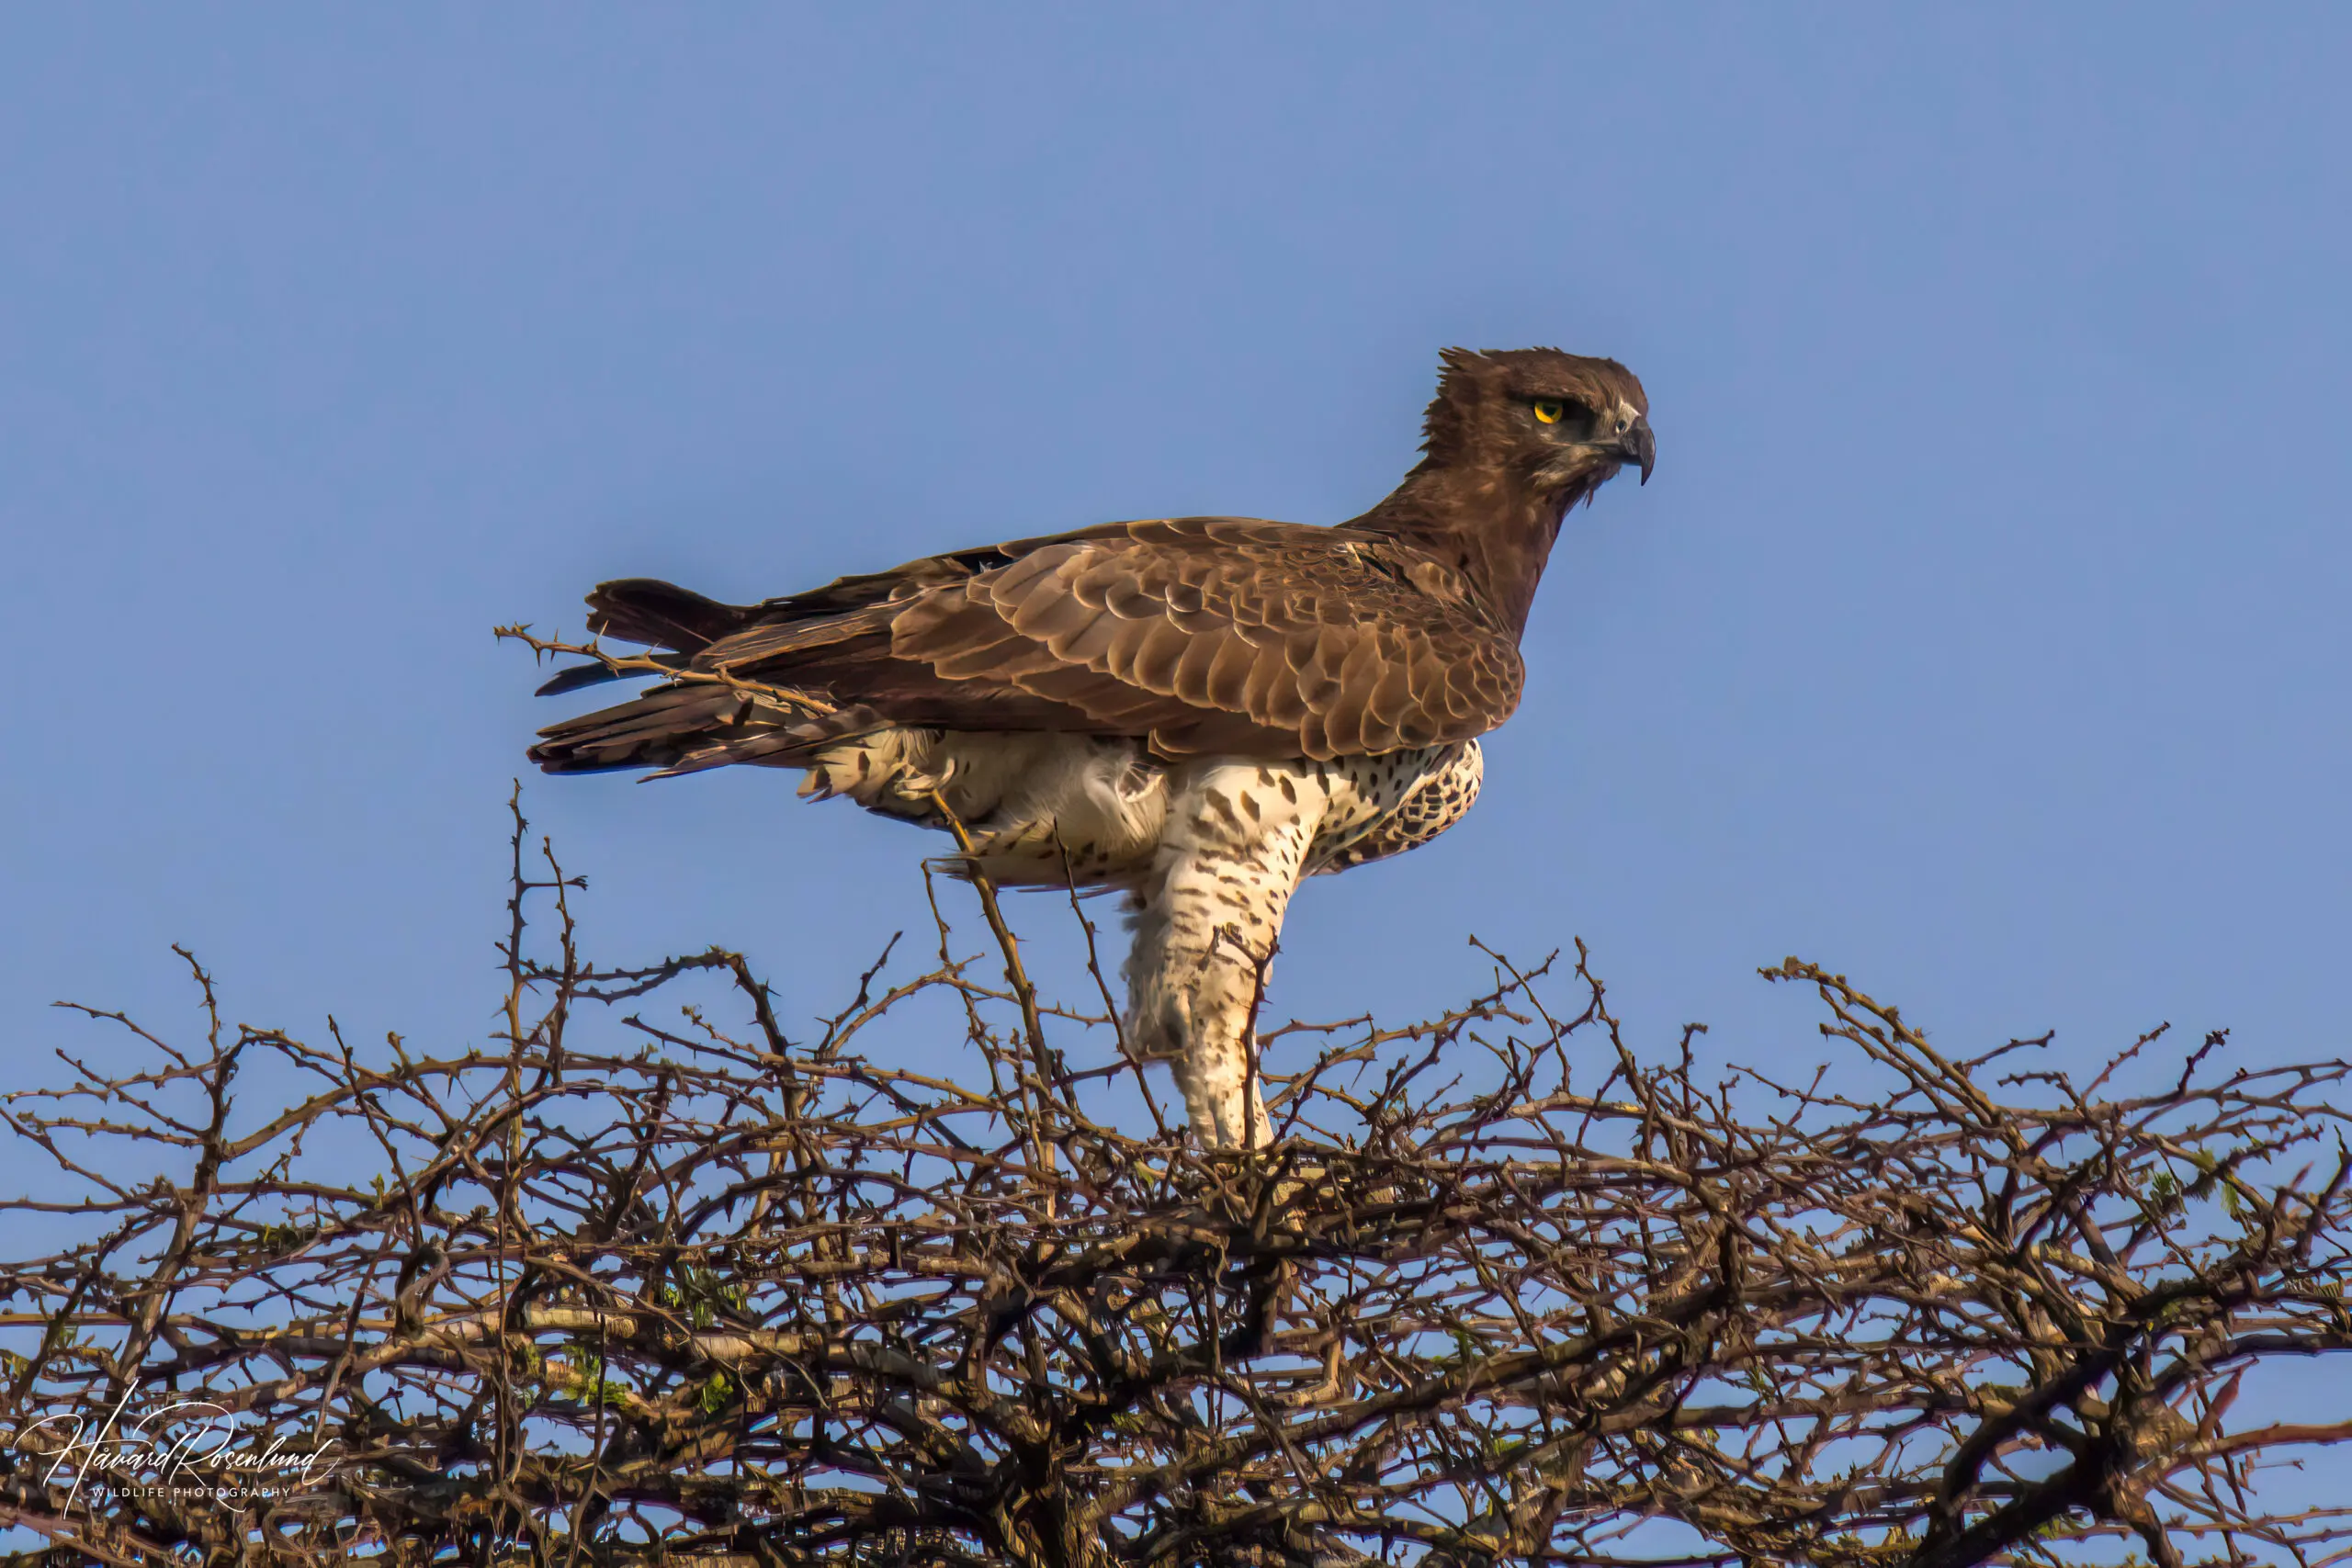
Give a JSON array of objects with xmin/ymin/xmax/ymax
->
[
  {"xmin": 883, "ymin": 520, "xmax": 1523, "ymax": 757},
  {"xmin": 528, "ymin": 516, "xmax": 1527, "ymax": 774}
]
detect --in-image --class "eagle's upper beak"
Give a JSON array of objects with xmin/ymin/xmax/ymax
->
[{"xmin": 1622, "ymin": 415, "xmax": 1656, "ymax": 486}]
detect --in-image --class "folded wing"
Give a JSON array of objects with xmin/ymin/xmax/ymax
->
[{"xmin": 533, "ymin": 516, "xmax": 1524, "ymax": 772}]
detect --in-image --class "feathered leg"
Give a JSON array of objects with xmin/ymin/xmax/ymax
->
[{"xmin": 1123, "ymin": 761, "xmax": 1328, "ymax": 1148}]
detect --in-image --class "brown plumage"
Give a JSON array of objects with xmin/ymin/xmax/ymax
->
[
  {"xmin": 530, "ymin": 348, "xmax": 1651, "ymax": 775},
  {"xmin": 526, "ymin": 347, "xmax": 1653, "ymax": 1147}
]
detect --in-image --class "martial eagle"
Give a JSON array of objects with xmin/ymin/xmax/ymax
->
[{"xmin": 526, "ymin": 348, "xmax": 1654, "ymax": 1146}]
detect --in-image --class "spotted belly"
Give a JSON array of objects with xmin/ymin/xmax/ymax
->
[{"xmin": 1307, "ymin": 739, "xmax": 1484, "ymax": 874}]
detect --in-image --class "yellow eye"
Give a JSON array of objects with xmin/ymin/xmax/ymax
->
[{"xmin": 1532, "ymin": 399, "xmax": 1565, "ymax": 424}]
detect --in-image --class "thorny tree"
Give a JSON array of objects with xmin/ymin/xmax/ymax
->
[{"xmin": 1, "ymin": 795, "xmax": 2348, "ymax": 1568}]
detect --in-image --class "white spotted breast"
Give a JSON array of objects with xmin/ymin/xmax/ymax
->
[{"xmin": 1306, "ymin": 739, "xmax": 1484, "ymax": 874}]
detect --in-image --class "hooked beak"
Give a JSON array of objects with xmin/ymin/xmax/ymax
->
[
  {"xmin": 1538, "ymin": 412, "xmax": 1657, "ymax": 494},
  {"xmin": 1622, "ymin": 415, "xmax": 1655, "ymax": 485}
]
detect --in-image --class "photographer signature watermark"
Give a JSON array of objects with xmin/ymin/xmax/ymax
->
[{"xmin": 15, "ymin": 1385, "xmax": 339, "ymax": 1512}]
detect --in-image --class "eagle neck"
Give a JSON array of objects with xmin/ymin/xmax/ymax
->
[{"xmin": 1350, "ymin": 466, "xmax": 1578, "ymax": 640}]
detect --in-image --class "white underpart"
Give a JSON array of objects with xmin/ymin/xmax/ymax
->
[
  {"xmin": 800, "ymin": 728, "xmax": 1483, "ymax": 1148},
  {"xmin": 799, "ymin": 729, "xmax": 1170, "ymax": 882},
  {"xmin": 1125, "ymin": 756, "xmax": 1441, "ymax": 1146}
]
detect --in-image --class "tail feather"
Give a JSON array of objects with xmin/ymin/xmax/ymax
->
[
  {"xmin": 584, "ymin": 579, "xmax": 752, "ymax": 652},
  {"xmin": 529, "ymin": 579, "xmax": 754, "ymax": 699},
  {"xmin": 528, "ymin": 680, "xmax": 883, "ymax": 777},
  {"xmin": 527, "ymin": 684, "xmax": 745, "ymax": 774},
  {"xmin": 529, "ymin": 578, "xmax": 902, "ymax": 777},
  {"xmin": 695, "ymin": 601, "xmax": 896, "ymax": 668},
  {"xmin": 534, "ymin": 651, "xmax": 689, "ymax": 698}
]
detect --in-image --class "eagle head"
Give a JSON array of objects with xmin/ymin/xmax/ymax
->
[{"xmin": 1420, "ymin": 346, "xmax": 1655, "ymax": 494}]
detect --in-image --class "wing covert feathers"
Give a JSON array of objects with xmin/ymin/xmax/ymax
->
[
  {"xmin": 532, "ymin": 516, "xmax": 1527, "ymax": 772},
  {"xmin": 880, "ymin": 518, "xmax": 1523, "ymax": 758}
]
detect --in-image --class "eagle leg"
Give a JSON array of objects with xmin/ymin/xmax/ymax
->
[{"xmin": 1123, "ymin": 761, "xmax": 1329, "ymax": 1149}]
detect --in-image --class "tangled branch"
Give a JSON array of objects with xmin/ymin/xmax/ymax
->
[{"xmin": 2, "ymin": 794, "xmax": 2347, "ymax": 1566}]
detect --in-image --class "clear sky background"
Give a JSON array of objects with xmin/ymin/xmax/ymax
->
[{"xmin": 2, "ymin": 1, "xmax": 2347, "ymax": 1495}]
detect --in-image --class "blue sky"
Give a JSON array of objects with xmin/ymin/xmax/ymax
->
[{"xmin": 2, "ymin": 1, "xmax": 2347, "ymax": 1475}]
